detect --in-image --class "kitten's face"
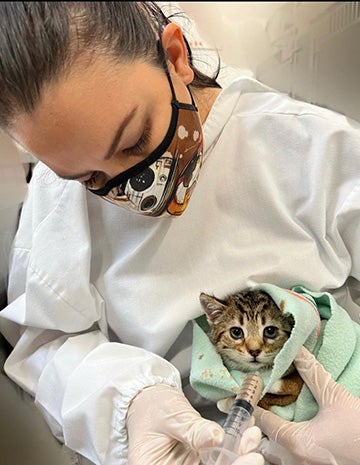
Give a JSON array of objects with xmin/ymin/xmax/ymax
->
[{"xmin": 200, "ymin": 290, "xmax": 294, "ymax": 372}]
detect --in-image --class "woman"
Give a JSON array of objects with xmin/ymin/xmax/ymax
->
[{"xmin": 0, "ymin": 3, "xmax": 358, "ymax": 465}]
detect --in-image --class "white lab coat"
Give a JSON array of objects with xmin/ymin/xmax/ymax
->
[{"xmin": 1, "ymin": 71, "xmax": 360, "ymax": 465}]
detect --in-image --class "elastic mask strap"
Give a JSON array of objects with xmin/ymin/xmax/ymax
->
[{"xmin": 157, "ymin": 38, "xmax": 197, "ymax": 109}]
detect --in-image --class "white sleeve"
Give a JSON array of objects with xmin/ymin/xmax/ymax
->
[
  {"xmin": 3, "ymin": 318, "xmax": 181, "ymax": 465},
  {"xmin": 62, "ymin": 341, "xmax": 182, "ymax": 464},
  {"xmin": 0, "ymin": 164, "xmax": 182, "ymax": 465}
]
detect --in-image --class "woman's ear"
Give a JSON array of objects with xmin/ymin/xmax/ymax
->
[{"xmin": 161, "ymin": 23, "xmax": 194, "ymax": 85}]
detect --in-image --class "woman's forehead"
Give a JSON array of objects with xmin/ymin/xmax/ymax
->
[
  {"xmin": 11, "ymin": 58, "xmax": 165, "ymax": 155},
  {"xmin": 41, "ymin": 57, "xmax": 155, "ymax": 117}
]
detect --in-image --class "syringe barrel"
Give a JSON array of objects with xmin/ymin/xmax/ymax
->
[
  {"xmin": 205, "ymin": 373, "xmax": 264, "ymax": 465},
  {"xmin": 235, "ymin": 372, "xmax": 264, "ymax": 407},
  {"xmin": 219, "ymin": 373, "xmax": 264, "ymax": 455}
]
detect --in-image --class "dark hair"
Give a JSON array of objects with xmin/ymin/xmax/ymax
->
[{"xmin": 0, "ymin": 2, "xmax": 220, "ymax": 128}]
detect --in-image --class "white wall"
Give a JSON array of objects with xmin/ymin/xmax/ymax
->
[
  {"xmin": 162, "ymin": 1, "xmax": 360, "ymax": 122},
  {"xmin": 0, "ymin": 131, "xmax": 28, "ymax": 305},
  {"xmin": 178, "ymin": 2, "xmax": 284, "ymax": 74}
]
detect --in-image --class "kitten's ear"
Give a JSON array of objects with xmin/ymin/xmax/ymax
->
[{"xmin": 200, "ymin": 293, "xmax": 226, "ymax": 323}]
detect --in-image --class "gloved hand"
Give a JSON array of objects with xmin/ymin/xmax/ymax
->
[
  {"xmin": 254, "ymin": 346, "xmax": 360, "ymax": 465},
  {"xmin": 126, "ymin": 383, "xmax": 264, "ymax": 465}
]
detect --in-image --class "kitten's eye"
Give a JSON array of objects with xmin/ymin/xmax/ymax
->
[
  {"xmin": 230, "ymin": 327, "xmax": 244, "ymax": 339},
  {"xmin": 263, "ymin": 326, "xmax": 278, "ymax": 339}
]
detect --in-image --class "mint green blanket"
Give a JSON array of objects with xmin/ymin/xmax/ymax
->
[{"xmin": 190, "ymin": 283, "xmax": 360, "ymax": 421}]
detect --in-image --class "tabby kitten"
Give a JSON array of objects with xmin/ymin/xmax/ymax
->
[{"xmin": 200, "ymin": 289, "xmax": 303, "ymax": 410}]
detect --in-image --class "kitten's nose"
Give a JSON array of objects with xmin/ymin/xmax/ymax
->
[{"xmin": 249, "ymin": 349, "xmax": 261, "ymax": 357}]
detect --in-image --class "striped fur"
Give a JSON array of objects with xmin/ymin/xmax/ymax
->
[{"xmin": 200, "ymin": 289, "xmax": 303, "ymax": 409}]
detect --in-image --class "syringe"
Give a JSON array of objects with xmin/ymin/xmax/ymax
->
[{"xmin": 203, "ymin": 372, "xmax": 264, "ymax": 465}]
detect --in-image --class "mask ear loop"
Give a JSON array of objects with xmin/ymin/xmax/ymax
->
[{"xmin": 156, "ymin": 38, "xmax": 197, "ymax": 108}]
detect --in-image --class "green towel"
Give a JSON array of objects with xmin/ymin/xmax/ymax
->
[{"xmin": 190, "ymin": 283, "xmax": 360, "ymax": 421}]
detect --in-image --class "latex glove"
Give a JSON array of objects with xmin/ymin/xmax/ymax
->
[
  {"xmin": 254, "ymin": 346, "xmax": 360, "ymax": 465},
  {"xmin": 126, "ymin": 384, "xmax": 264, "ymax": 465}
]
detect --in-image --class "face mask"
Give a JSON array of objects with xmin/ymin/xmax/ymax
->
[{"xmin": 88, "ymin": 68, "xmax": 203, "ymax": 217}]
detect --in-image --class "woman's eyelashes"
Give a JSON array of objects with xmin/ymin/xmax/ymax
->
[
  {"xmin": 83, "ymin": 171, "xmax": 101, "ymax": 188},
  {"xmin": 82, "ymin": 124, "xmax": 153, "ymax": 188},
  {"xmin": 123, "ymin": 125, "xmax": 151, "ymax": 156}
]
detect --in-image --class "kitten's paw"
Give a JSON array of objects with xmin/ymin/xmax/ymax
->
[{"xmin": 267, "ymin": 380, "xmax": 283, "ymax": 394}]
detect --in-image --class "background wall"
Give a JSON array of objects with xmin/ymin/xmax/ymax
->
[
  {"xmin": 162, "ymin": 1, "xmax": 360, "ymax": 122},
  {"xmin": 0, "ymin": 132, "xmax": 28, "ymax": 305},
  {"xmin": 256, "ymin": 2, "xmax": 360, "ymax": 122},
  {"xmin": 178, "ymin": 2, "xmax": 284, "ymax": 74}
]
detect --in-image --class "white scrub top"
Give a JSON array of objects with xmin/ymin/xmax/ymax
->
[{"xmin": 1, "ymin": 72, "xmax": 360, "ymax": 465}]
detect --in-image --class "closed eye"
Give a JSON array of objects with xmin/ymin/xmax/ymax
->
[
  {"xmin": 123, "ymin": 125, "xmax": 151, "ymax": 156},
  {"xmin": 83, "ymin": 125, "xmax": 152, "ymax": 188},
  {"xmin": 83, "ymin": 171, "xmax": 102, "ymax": 189}
]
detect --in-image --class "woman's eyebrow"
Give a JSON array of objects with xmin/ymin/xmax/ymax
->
[
  {"xmin": 58, "ymin": 105, "xmax": 139, "ymax": 180},
  {"xmin": 103, "ymin": 105, "xmax": 138, "ymax": 160}
]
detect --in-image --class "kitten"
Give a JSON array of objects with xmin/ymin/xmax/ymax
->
[{"xmin": 200, "ymin": 289, "xmax": 303, "ymax": 410}]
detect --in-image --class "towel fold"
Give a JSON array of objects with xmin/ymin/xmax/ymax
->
[{"xmin": 190, "ymin": 283, "xmax": 360, "ymax": 421}]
